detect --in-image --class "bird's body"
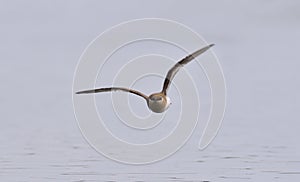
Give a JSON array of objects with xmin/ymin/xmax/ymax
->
[
  {"xmin": 76, "ymin": 44, "xmax": 214, "ymax": 113},
  {"xmin": 148, "ymin": 93, "xmax": 171, "ymax": 113}
]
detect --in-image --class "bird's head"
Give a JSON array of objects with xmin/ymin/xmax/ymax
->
[{"xmin": 147, "ymin": 93, "xmax": 171, "ymax": 113}]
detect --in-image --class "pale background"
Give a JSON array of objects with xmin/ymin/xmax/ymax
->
[{"xmin": 1, "ymin": 0, "xmax": 299, "ymax": 181}]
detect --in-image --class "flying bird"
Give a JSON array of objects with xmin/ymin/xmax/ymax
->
[{"xmin": 76, "ymin": 44, "xmax": 214, "ymax": 113}]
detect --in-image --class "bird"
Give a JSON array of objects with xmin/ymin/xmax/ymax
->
[{"xmin": 76, "ymin": 44, "xmax": 214, "ymax": 113}]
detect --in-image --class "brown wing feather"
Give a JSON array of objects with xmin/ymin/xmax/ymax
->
[
  {"xmin": 161, "ymin": 44, "xmax": 214, "ymax": 95},
  {"xmin": 76, "ymin": 87, "xmax": 149, "ymax": 101}
]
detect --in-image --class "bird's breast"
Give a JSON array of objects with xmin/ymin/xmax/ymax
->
[{"xmin": 148, "ymin": 100, "xmax": 167, "ymax": 113}]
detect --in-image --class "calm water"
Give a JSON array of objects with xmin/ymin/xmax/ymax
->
[{"xmin": 1, "ymin": 115, "xmax": 300, "ymax": 181}]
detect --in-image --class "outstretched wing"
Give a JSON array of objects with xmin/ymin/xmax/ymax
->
[
  {"xmin": 76, "ymin": 87, "xmax": 149, "ymax": 101},
  {"xmin": 161, "ymin": 44, "xmax": 214, "ymax": 95}
]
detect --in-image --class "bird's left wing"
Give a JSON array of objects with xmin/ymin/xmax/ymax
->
[{"xmin": 161, "ymin": 44, "xmax": 214, "ymax": 95}]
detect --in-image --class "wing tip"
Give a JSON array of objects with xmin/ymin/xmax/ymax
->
[
  {"xmin": 75, "ymin": 91, "xmax": 84, "ymax": 94},
  {"xmin": 75, "ymin": 90, "xmax": 94, "ymax": 94}
]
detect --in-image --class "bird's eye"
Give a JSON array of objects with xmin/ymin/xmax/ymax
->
[
  {"xmin": 157, "ymin": 97, "xmax": 163, "ymax": 101},
  {"xmin": 153, "ymin": 97, "xmax": 162, "ymax": 101}
]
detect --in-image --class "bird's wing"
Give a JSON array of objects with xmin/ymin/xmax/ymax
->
[
  {"xmin": 76, "ymin": 87, "xmax": 149, "ymax": 101},
  {"xmin": 161, "ymin": 44, "xmax": 214, "ymax": 95}
]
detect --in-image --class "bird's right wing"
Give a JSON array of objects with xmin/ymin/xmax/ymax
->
[{"xmin": 76, "ymin": 87, "xmax": 149, "ymax": 101}]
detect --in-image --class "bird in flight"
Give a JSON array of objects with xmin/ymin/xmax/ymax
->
[{"xmin": 76, "ymin": 44, "xmax": 214, "ymax": 113}]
